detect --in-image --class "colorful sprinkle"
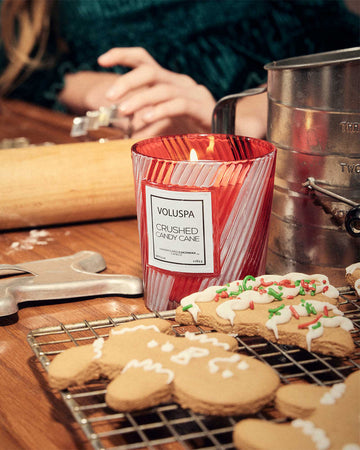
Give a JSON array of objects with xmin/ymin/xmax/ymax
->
[
  {"xmin": 289, "ymin": 305, "xmax": 300, "ymax": 319},
  {"xmin": 216, "ymin": 287, "xmax": 228, "ymax": 294},
  {"xmin": 267, "ymin": 287, "xmax": 283, "ymax": 301},
  {"xmin": 242, "ymin": 275, "xmax": 256, "ymax": 291},
  {"xmin": 278, "ymin": 279, "xmax": 295, "ymax": 288},
  {"xmin": 304, "ymin": 302, "xmax": 317, "ymax": 315},
  {"xmin": 312, "ymin": 321, "xmax": 322, "ymax": 330},
  {"xmin": 260, "ymin": 278, "xmax": 273, "ymax": 287},
  {"xmin": 268, "ymin": 304, "xmax": 285, "ymax": 318},
  {"xmin": 230, "ymin": 285, "xmax": 243, "ymax": 297},
  {"xmin": 298, "ymin": 314, "xmax": 323, "ymax": 329},
  {"xmin": 182, "ymin": 304, "xmax": 193, "ymax": 311}
]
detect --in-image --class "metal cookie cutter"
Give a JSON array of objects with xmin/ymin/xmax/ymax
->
[
  {"xmin": 70, "ymin": 104, "xmax": 133, "ymax": 138},
  {"xmin": 0, "ymin": 251, "xmax": 143, "ymax": 317}
]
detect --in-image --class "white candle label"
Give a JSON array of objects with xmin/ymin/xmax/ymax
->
[{"xmin": 145, "ymin": 185, "xmax": 214, "ymax": 273}]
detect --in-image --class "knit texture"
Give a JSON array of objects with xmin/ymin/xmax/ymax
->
[{"xmin": 1, "ymin": 0, "xmax": 359, "ymax": 110}]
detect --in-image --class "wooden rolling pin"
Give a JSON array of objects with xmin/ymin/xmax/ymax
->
[{"xmin": 0, "ymin": 138, "xmax": 139, "ymax": 230}]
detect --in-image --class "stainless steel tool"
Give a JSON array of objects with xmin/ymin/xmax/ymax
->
[
  {"xmin": 213, "ymin": 47, "xmax": 360, "ymax": 285},
  {"xmin": 0, "ymin": 251, "xmax": 143, "ymax": 317}
]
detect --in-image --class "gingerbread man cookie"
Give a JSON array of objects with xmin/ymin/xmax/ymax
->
[
  {"xmin": 48, "ymin": 318, "xmax": 280, "ymax": 415},
  {"xmin": 233, "ymin": 370, "xmax": 360, "ymax": 450},
  {"xmin": 175, "ymin": 273, "xmax": 355, "ymax": 357},
  {"xmin": 346, "ymin": 263, "xmax": 360, "ymax": 298}
]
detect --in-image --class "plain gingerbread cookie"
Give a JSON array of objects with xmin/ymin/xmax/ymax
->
[
  {"xmin": 175, "ymin": 273, "xmax": 355, "ymax": 357},
  {"xmin": 233, "ymin": 370, "xmax": 360, "ymax": 450},
  {"xmin": 48, "ymin": 318, "xmax": 280, "ymax": 416}
]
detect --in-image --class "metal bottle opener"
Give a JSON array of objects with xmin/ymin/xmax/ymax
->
[{"xmin": 0, "ymin": 251, "xmax": 143, "ymax": 317}]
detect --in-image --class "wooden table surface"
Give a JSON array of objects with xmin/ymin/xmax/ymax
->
[
  {"xmin": 1, "ymin": 100, "xmax": 359, "ymax": 450},
  {"xmin": 0, "ymin": 98, "xmax": 124, "ymax": 146},
  {"xmin": 0, "ymin": 100, "xmax": 152, "ymax": 450},
  {"xmin": 0, "ymin": 219, "xmax": 149, "ymax": 450}
]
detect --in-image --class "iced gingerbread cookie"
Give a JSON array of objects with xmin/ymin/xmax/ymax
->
[
  {"xmin": 48, "ymin": 318, "xmax": 280, "ymax": 415},
  {"xmin": 346, "ymin": 263, "xmax": 360, "ymax": 298},
  {"xmin": 233, "ymin": 370, "xmax": 360, "ymax": 450},
  {"xmin": 175, "ymin": 273, "xmax": 355, "ymax": 357}
]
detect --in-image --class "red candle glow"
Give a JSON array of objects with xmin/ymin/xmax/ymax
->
[{"xmin": 131, "ymin": 134, "xmax": 276, "ymax": 311}]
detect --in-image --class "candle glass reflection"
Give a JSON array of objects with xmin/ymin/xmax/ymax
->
[{"xmin": 131, "ymin": 134, "xmax": 276, "ymax": 311}]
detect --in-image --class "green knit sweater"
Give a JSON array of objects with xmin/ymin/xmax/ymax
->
[{"xmin": 1, "ymin": 0, "xmax": 358, "ymax": 110}]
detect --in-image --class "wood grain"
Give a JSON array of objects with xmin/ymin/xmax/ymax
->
[
  {"xmin": 0, "ymin": 99, "xmax": 125, "ymax": 145},
  {"xmin": 0, "ymin": 219, "xmax": 148, "ymax": 450},
  {"xmin": 0, "ymin": 101, "xmax": 152, "ymax": 449}
]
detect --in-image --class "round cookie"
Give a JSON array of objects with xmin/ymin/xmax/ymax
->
[{"xmin": 275, "ymin": 383, "xmax": 330, "ymax": 419}]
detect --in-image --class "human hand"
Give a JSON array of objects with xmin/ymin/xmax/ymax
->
[
  {"xmin": 234, "ymin": 90, "xmax": 268, "ymax": 139},
  {"xmin": 97, "ymin": 47, "xmax": 216, "ymax": 138}
]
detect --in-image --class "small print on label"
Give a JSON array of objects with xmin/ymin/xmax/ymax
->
[{"xmin": 145, "ymin": 185, "xmax": 214, "ymax": 273}]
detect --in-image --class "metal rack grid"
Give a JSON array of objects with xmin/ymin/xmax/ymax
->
[{"xmin": 27, "ymin": 288, "xmax": 360, "ymax": 450}]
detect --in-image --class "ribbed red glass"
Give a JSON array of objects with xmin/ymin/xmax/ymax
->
[{"xmin": 132, "ymin": 134, "xmax": 276, "ymax": 311}]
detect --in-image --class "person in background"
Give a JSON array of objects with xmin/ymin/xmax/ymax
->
[{"xmin": 0, "ymin": 0, "xmax": 358, "ymax": 139}]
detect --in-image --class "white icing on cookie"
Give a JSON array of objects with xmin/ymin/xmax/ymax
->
[
  {"xmin": 122, "ymin": 358, "xmax": 174, "ymax": 384},
  {"xmin": 304, "ymin": 301, "xmax": 342, "ymax": 316},
  {"xmin": 181, "ymin": 274, "xmax": 345, "ymax": 351},
  {"xmin": 342, "ymin": 444, "xmax": 360, "ymax": 450},
  {"xmin": 265, "ymin": 307, "xmax": 293, "ymax": 339},
  {"xmin": 180, "ymin": 285, "xmax": 222, "ymax": 321},
  {"xmin": 111, "ymin": 324, "xmax": 161, "ymax": 335},
  {"xmin": 305, "ymin": 316, "xmax": 354, "ymax": 352},
  {"xmin": 184, "ymin": 331, "xmax": 230, "ymax": 350},
  {"xmin": 285, "ymin": 273, "xmax": 338, "ymax": 298},
  {"xmin": 93, "ymin": 337, "xmax": 104, "ymax": 359},
  {"xmin": 147, "ymin": 339, "xmax": 158, "ymax": 348},
  {"xmin": 265, "ymin": 300, "xmax": 346, "ymax": 344},
  {"xmin": 320, "ymin": 383, "xmax": 346, "ymax": 405},
  {"xmin": 291, "ymin": 419, "xmax": 330, "ymax": 450},
  {"xmin": 346, "ymin": 262, "xmax": 360, "ymax": 275},
  {"xmin": 216, "ymin": 292, "xmax": 273, "ymax": 325},
  {"xmin": 305, "ymin": 322, "xmax": 324, "ymax": 351},
  {"xmin": 222, "ymin": 369, "xmax": 233, "ymax": 378},
  {"xmin": 161, "ymin": 341, "xmax": 174, "ymax": 352},
  {"xmin": 180, "ymin": 273, "xmax": 339, "ymax": 325},
  {"xmin": 346, "ymin": 262, "xmax": 360, "ymax": 296},
  {"xmin": 237, "ymin": 360, "xmax": 249, "ymax": 370},
  {"xmin": 170, "ymin": 347, "xmax": 209, "ymax": 365},
  {"xmin": 208, "ymin": 354, "xmax": 241, "ymax": 374}
]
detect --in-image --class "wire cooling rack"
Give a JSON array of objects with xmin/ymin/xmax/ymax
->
[{"xmin": 27, "ymin": 287, "xmax": 360, "ymax": 450}]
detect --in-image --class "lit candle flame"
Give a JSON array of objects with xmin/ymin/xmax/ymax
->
[
  {"xmin": 190, "ymin": 148, "xmax": 198, "ymax": 161},
  {"xmin": 206, "ymin": 135, "xmax": 215, "ymax": 154}
]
